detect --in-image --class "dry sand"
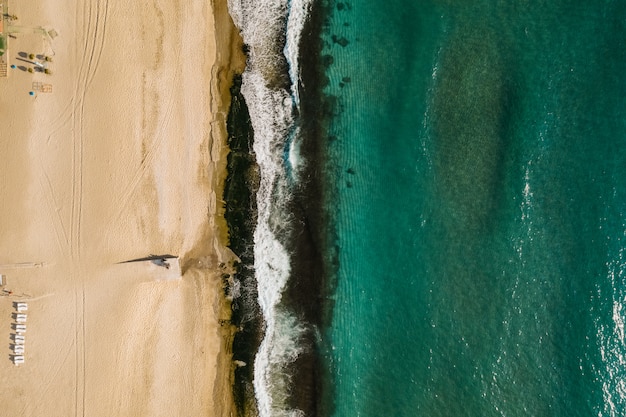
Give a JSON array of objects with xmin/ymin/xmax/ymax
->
[{"xmin": 0, "ymin": 0, "xmax": 245, "ymax": 415}]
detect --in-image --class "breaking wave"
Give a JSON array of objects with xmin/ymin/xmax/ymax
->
[{"xmin": 227, "ymin": 0, "xmax": 315, "ymax": 415}]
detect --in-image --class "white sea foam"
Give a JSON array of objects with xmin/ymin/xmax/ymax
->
[
  {"xmin": 228, "ymin": 0, "xmax": 288, "ymax": 73},
  {"xmin": 227, "ymin": 0, "xmax": 312, "ymax": 414},
  {"xmin": 596, "ymin": 224, "xmax": 626, "ymax": 417},
  {"xmin": 288, "ymin": 125, "xmax": 303, "ymax": 180},
  {"xmin": 285, "ymin": 0, "xmax": 313, "ymax": 108},
  {"xmin": 244, "ymin": 69, "xmax": 305, "ymax": 417},
  {"xmin": 283, "ymin": 0, "xmax": 312, "ymax": 183},
  {"xmin": 254, "ymin": 308, "xmax": 308, "ymax": 417}
]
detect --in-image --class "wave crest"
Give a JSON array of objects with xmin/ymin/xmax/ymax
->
[{"xmin": 227, "ymin": 0, "xmax": 314, "ymax": 415}]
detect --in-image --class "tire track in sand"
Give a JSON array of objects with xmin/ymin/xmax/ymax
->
[
  {"xmin": 37, "ymin": 171, "xmax": 71, "ymax": 257},
  {"xmin": 70, "ymin": 1, "xmax": 109, "ymax": 416},
  {"xmin": 103, "ymin": 0, "xmax": 182, "ymax": 241}
]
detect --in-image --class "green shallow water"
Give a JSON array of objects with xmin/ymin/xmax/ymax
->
[{"xmin": 318, "ymin": 1, "xmax": 626, "ymax": 416}]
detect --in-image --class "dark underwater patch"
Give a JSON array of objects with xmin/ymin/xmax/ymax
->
[{"xmin": 224, "ymin": 73, "xmax": 264, "ymax": 417}]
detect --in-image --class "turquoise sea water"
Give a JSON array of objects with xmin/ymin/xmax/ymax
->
[{"xmin": 319, "ymin": 1, "xmax": 626, "ymax": 416}]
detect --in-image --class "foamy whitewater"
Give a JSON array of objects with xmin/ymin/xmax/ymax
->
[
  {"xmin": 226, "ymin": 0, "xmax": 626, "ymax": 416},
  {"xmin": 227, "ymin": 0, "xmax": 313, "ymax": 415}
]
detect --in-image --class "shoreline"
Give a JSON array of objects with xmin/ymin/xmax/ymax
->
[
  {"xmin": 0, "ymin": 0, "xmax": 246, "ymax": 415},
  {"xmin": 222, "ymin": 0, "xmax": 337, "ymax": 413},
  {"xmin": 207, "ymin": 0, "xmax": 248, "ymax": 415}
]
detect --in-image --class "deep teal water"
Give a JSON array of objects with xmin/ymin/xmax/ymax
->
[{"xmin": 319, "ymin": 1, "xmax": 626, "ymax": 416}]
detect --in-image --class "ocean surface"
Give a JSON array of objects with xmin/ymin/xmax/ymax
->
[{"xmin": 226, "ymin": 0, "xmax": 626, "ymax": 416}]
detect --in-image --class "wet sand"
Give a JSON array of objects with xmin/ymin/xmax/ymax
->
[{"xmin": 0, "ymin": 0, "xmax": 245, "ymax": 416}]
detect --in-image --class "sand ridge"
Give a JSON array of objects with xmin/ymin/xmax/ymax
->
[{"xmin": 0, "ymin": 0, "xmax": 245, "ymax": 416}]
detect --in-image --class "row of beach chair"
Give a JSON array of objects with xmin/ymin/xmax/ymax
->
[{"xmin": 12, "ymin": 303, "xmax": 28, "ymax": 365}]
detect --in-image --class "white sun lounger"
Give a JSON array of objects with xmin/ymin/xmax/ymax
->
[
  {"xmin": 16, "ymin": 313, "xmax": 27, "ymax": 323},
  {"xmin": 16, "ymin": 303, "xmax": 28, "ymax": 312},
  {"xmin": 13, "ymin": 355, "xmax": 24, "ymax": 365},
  {"xmin": 14, "ymin": 345, "xmax": 24, "ymax": 354},
  {"xmin": 15, "ymin": 324, "xmax": 26, "ymax": 333},
  {"xmin": 14, "ymin": 335, "xmax": 25, "ymax": 344}
]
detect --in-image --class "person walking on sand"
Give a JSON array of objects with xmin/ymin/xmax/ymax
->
[{"xmin": 154, "ymin": 258, "xmax": 170, "ymax": 269}]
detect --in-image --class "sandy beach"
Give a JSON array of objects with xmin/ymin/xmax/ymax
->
[{"xmin": 0, "ymin": 0, "xmax": 245, "ymax": 415}]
